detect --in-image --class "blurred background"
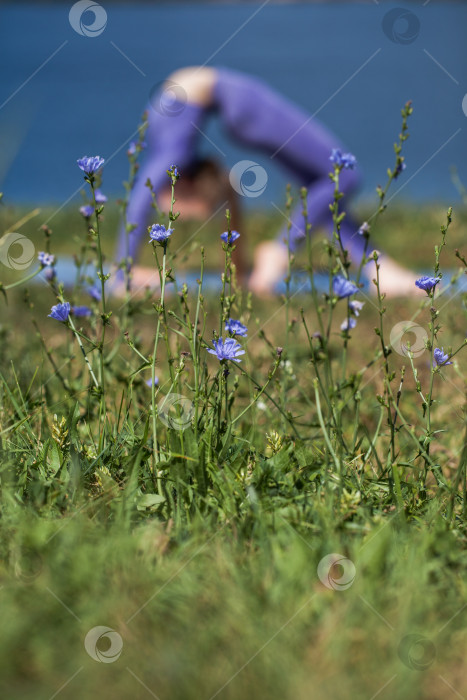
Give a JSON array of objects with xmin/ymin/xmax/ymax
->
[{"xmin": 1, "ymin": 0, "xmax": 466, "ymax": 212}]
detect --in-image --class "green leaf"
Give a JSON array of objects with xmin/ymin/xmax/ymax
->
[
  {"xmin": 47, "ymin": 441, "xmax": 62, "ymax": 476},
  {"xmin": 135, "ymin": 493, "xmax": 165, "ymax": 512}
]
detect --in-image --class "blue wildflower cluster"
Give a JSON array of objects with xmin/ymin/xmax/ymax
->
[
  {"xmin": 77, "ymin": 156, "xmax": 105, "ymax": 176},
  {"xmin": 72, "ymin": 306, "xmax": 92, "ymax": 318},
  {"xmin": 38, "ymin": 252, "xmax": 56, "ymax": 282},
  {"xmin": 79, "ymin": 189, "xmax": 106, "ymax": 219},
  {"xmin": 149, "ymin": 223, "xmax": 174, "ymax": 244},
  {"xmin": 349, "ymin": 300, "xmax": 364, "ymax": 316},
  {"xmin": 220, "ymin": 230, "xmax": 240, "ymax": 246},
  {"xmin": 127, "ymin": 141, "xmax": 147, "ymax": 156},
  {"xmin": 332, "ymin": 276, "xmax": 361, "ymax": 334},
  {"xmin": 415, "ymin": 276, "xmax": 441, "ymax": 294},
  {"xmin": 433, "ymin": 348, "xmax": 452, "ymax": 368},
  {"xmin": 225, "ymin": 319, "xmax": 248, "ymax": 337},
  {"xmin": 341, "ymin": 301, "xmax": 364, "ymax": 333},
  {"xmin": 208, "ymin": 338, "xmax": 245, "ymax": 362},
  {"xmin": 340, "ymin": 318, "xmax": 357, "ymax": 332},
  {"xmin": 168, "ymin": 164, "xmax": 180, "ymax": 180},
  {"xmin": 357, "ymin": 222, "xmax": 370, "ymax": 236},
  {"xmin": 48, "ymin": 302, "xmax": 70, "ymax": 322},
  {"xmin": 330, "ymin": 149, "xmax": 357, "ymax": 170},
  {"xmin": 394, "ymin": 160, "xmax": 406, "ymax": 178},
  {"xmin": 87, "ymin": 284, "xmax": 101, "ymax": 301},
  {"xmin": 80, "ymin": 205, "xmax": 94, "ymax": 219},
  {"xmin": 44, "ymin": 267, "xmax": 56, "ymax": 282},
  {"xmin": 38, "ymin": 252, "xmax": 55, "ymax": 267},
  {"xmin": 332, "ymin": 275, "xmax": 359, "ymax": 299}
]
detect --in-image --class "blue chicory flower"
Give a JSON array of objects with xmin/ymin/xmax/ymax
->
[
  {"xmin": 80, "ymin": 205, "xmax": 94, "ymax": 218},
  {"xmin": 415, "ymin": 276, "xmax": 441, "ymax": 294},
  {"xmin": 145, "ymin": 377, "xmax": 160, "ymax": 387},
  {"xmin": 38, "ymin": 251, "xmax": 55, "ymax": 267},
  {"xmin": 433, "ymin": 348, "xmax": 453, "ymax": 367},
  {"xmin": 94, "ymin": 189, "xmax": 107, "ymax": 204},
  {"xmin": 87, "ymin": 284, "xmax": 101, "ymax": 301},
  {"xmin": 149, "ymin": 223, "xmax": 174, "ymax": 243},
  {"xmin": 45, "ymin": 267, "xmax": 56, "ymax": 282},
  {"xmin": 333, "ymin": 275, "xmax": 359, "ymax": 299},
  {"xmin": 340, "ymin": 317, "xmax": 357, "ymax": 332},
  {"xmin": 77, "ymin": 156, "xmax": 105, "ymax": 175},
  {"xmin": 225, "ymin": 318, "xmax": 248, "ymax": 337},
  {"xmin": 394, "ymin": 161, "xmax": 406, "ymax": 178},
  {"xmin": 330, "ymin": 149, "xmax": 357, "ymax": 170},
  {"xmin": 127, "ymin": 141, "xmax": 146, "ymax": 155},
  {"xmin": 48, "ymin": 302, "xmax": 70, "ymax": 322},
  {"xmin": 342, "ymin": 153, "xmax": 357, "ymax": 169},
  {"xmin": 208, "ymin": 337, "xmax": 245, "ymax": 362},
  {"xmin": 72, "ymin": 306, "xmax": 92, "ymax": 317},
  {"xmin": 357, "ymin": 222, "xmax": 370, "ymax": 236},
  {"xmin": 220, "ymin": 230, "xmax": 240, "ymax": 245},
  {"xmin": 349, "ymin": 300, "xmax": 364, "ymax": 316}
]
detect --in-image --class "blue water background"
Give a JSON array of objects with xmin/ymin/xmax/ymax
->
[
  {"xmin": 0, "ymin": 1, "xmax": 466, "ymax": 209},
  {"xmin": 34, "ymin": 259, "xmax": 466, "ymax": 296}
]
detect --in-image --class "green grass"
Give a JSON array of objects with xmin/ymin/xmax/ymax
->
[
  {"xmin": 1, "ymin": 198, "xmax": 467, "ymax": 273},
  {"xmin": 1, "ymin": 495, "xmax": 466, "ymax": 699},
  {"xmin": 1, "ymin": 134, "xmax": 467, "ymax": 699}
]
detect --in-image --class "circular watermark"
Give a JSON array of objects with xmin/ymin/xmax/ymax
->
[
  {"xmin": 84, "ymin": 626, "xmax": 123, "ymax": 663},
  {"xmin": 69, "ymin": 1, "xmax": 107, "ymax": 38},
  {"xmin": 390, "ymin": 321, "xmax": 427, "ymax": 358},
  {"xmin": 158, "ymin": 393, "xmax": 194, "ymax": 430},
  {"xmin": 462, "ymin": 94, "xmax": 467, "ymax": 118},
  {"xmin": 229, "ymin": 160, "xmax": 268, "ymax": 198},
  {"xmin": 149, "ymin": 80, "xmax": 187, "ymax": 117},
  {"xmin": 317, "ymin": 553, "xmax": 356, "ymax": 591},
  {"xmin": 0, "ymin": 232, "xmax": 35, "ymax": 270},
  {"xmin": 382, "ymin": 8, "xmax": 420, "ymax": 45},
  {"xmin": 398, "ymin": 634, "xmax": 436, "ymax": 671},
  {"xmin": 13, "ymin": 548, "xmax": 43, "ymax": 582}
]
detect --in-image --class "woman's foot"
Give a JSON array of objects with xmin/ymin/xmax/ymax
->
[
  {"xmin": 165, "ymin": 66, "xmax": 217, "ymax": 107},
  {"xmin": 107, "ymin": 266, "xmax": 161, "ymax": 299},
  {"xmin": 248, "ymin": 244, "xmax": 420, "ymax": 299},
  {"xmin": 363, "ymin": 255, "xmax": 419, "ymax": 298},
  {"xmin": 248, "ymin": 240, "xmax": 289, "ymax": 296}
]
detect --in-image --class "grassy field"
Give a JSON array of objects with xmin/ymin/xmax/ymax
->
[{"xmin": 1, "ymin": 133, "xmax": 467, "ymax": 699}]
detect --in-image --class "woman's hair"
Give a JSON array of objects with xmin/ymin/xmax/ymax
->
[
  {"xmin": 184, "ymin": 157, "xmax": 228, "ymax": 206},
  {"xmin": 184, "ymin": 157, "xmax": 245, "ymax": 278},
  {"xmin": 184, "ymin": 156, "xmax": 221, "ymax": 180}
]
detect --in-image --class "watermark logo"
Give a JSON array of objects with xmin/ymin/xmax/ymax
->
[
  {"xmin": 317, "ymin": 553, "xmax": 356, "ymax": 591},
  {"xmin": 69, "ymin": 1, "xmax": 107, "ymax": 38},
  {"xmin": 13, "ymin": 548, "xmax": 43, "ymax": 582},
  {"xmin": 229, "ymin": 160, "xmax": 268, "ymax": 198},
  {"xmin": 398, "ymin": 634, "xmax": 436, "ymax": 671},
  {"xmin": 390, "ymin": 321, "xmax": 427, "ymax": 358},
  {"xmin": 462, "ymin": 94, "xmax": 467, "ymax": 118},
  {"xmin": 149, "ymin": 81, "xmax": 187, "ymax": 117},
  {"xmin": 0, "ymin": 232, "xmax": 35, "ymax": 270},
  {"xmin": 158, "ymin": 393, "xmax": 194, "ymax": 430},
  {"xmin": 84, "ymin": 626, "xmax": 123, "ymax": 663},
  {"xmin": 382, "ymin": 8, "xmax": 420, "ymax": 45}
]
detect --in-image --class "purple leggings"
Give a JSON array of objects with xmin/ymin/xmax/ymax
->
[{"xmin": 116, "ymin": 67, "xmax": 365, "ymax": 265}]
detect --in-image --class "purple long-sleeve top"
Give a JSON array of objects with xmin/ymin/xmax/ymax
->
[{"xmin": 116, "ymin": 66, "xmax": 364, "ymax": 266}]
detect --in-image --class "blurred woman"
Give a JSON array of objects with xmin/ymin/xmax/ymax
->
[{"xmin": 114, "ymin": 66, "xmax": 415, "ymax": 296}]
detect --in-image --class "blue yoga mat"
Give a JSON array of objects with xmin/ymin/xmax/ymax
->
[{"xmin": 32, "ymin": 257, "xmax": 467, "ymax": 297}]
